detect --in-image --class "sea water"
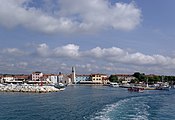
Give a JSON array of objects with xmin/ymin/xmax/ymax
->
[{"xmin": 0, "ymin": 85, "xmax": 175, "ymax": 120}]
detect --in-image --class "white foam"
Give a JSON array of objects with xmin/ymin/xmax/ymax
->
[
  {"xmin": 90, "ymin": 98, "xmax": 130, "ymax": 120},
  {"xmin": 90, "ymin": 96, "xmax": 150, "ymax": 120}
]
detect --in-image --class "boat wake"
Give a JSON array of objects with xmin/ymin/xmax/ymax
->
[{"xmin": 90, "ymin": 96, "xmax": 150, "ymax": 120}]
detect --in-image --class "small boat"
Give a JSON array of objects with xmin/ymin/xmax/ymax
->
[
  {"xmin": 128, "ymin": 87, "xmax": 144, "ymax": 92},
  {"xmin": 156, "ymin": 82, "xmax": 171, "ymax": 91},
  {"xmin": 54, "ymin": 83, "xmax": 65, "ymax": 89},
  {"xmin": 156, "ymin": 86, "xmax": 171, "ymax": 91},
  {"xmin": 110, "ymin": 82, "xmax": 119, "ymax": 87},
  {"xmin": 119, "ymin": 83, "xmax": 132, "ymax": 88}
]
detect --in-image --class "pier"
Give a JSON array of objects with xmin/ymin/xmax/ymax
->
[{"xmin": 0, "ymin": 84, "xmax": 61, "ymax": 93}]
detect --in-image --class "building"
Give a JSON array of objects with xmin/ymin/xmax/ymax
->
[
  {"xmin": 47, "ymin": 73, "xmax": 71, "ymax": 85},
  {"xmin": 1, "ymin": 75, "xmax": 14, "ymax": 83},
  {"xmin": 50, "ymin": 75, "xmax": 58, "ymax": 84},
  {"xmin": 114, "ymin": 74, "xmax": 135, "ymax": 83},
  {"xmin": 59, "ymin": 74, "xmax": 71, "ymax": 85},
  {"xmin": 91, "ymin": 74, "xmax": 108, "ymax": 84},
  {"xmin": 32, "ymin": 71, "xmax": 43, "ymax": 81},
  {"xmin": 0, "ymin": 74, "xmax": 29, "ymax": 84},
  {"xmin": 75, "ymin": 74, "xmax": 91, "ymax": 84},
  {"xmin": 14, "ymin": 75, "xmax": 29, "ymax": 82}
]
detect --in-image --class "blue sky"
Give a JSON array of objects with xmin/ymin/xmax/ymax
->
[{"xmin": 0, "ymin": 0, "xmax": 175, "ymax": 75}]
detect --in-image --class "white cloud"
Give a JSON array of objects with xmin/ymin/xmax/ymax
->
[
  {"xmin": 54, "ymin": 44, "xmax": 80, "ymax": 58},
  {"xmin": 84, "ymin": 47, "xmax": 125, "ymax": 58},
  {"xmin": 2, "ymin": 48, "xmax": 26, "ymax": 56},
  {"xmin": 2, "ymin": 44, "xmax": 175, "ymax": 75},
  {"xmin": 80, "ymin": 46, "xmax": 175, "ymax": 68},
  {"xmin": 16, "ymin": 62, "xmax": 28, "ymax": 68},
  {"xmin": 34, "ymin": 43, "xmax": 175, "ymax": 68},
  {"xmin": 0, "ymin": 0, "xmax": 142, "ymax": 33},
  {"xmin": 36, "ymin": 43, "xmax": 50, "ymax": 57}
]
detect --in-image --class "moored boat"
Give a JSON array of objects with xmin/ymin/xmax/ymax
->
[
  {"xmin": 128, "ymin": 87, "xmax": 144, "ymax": 92},
  {"xmin": 110, "ymin": 82, "xmax": 119, "ymax": 87},
  {"xmin": 54, "ymin": 83, "xmax": 65, "ymax": 89},
  {"xmin": 156, "ymin": 82, "xmax": 171, "ymax": 91}
]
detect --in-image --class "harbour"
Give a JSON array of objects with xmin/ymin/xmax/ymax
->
[{"xmin": 0, "ymin": 85, "xmax": 175, "ymax": 120}]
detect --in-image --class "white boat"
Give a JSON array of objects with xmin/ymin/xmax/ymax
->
[
  {"xmin": 110, "ymin": 82, "xmax": 119, "ymax": 87},
  {"xmin": 156, "ymin": 82, "xmax": 171, "ymax": 91},
  {"xmin": 54, "ymin": 83, "xmax": 65, "ymax": 89}
]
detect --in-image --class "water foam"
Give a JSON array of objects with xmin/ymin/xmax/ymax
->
[{"xmin": 90, "ymin": 96, "xmax": 150, "ymax": 120}]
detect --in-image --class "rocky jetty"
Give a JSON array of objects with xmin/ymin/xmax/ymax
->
[{"xmin": 0, "ymin": 84, "xmax": 61, "ymax": 93}]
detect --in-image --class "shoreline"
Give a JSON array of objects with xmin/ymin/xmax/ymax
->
[{"xmin": 0, "ymin": 84, "xmax": 61, "ymax": 93}]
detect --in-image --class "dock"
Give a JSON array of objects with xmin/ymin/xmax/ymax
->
[{"xmin": 0, "ymin": 84, "xmax": 61, "ymax": 93}]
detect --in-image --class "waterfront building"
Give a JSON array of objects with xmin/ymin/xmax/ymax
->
[
  {"xmin": 91, "ymin": 74, "xmax": 108, "ymax": 84},
  {"xmin": 0, "ymin": 74, "xmax": 29, "ymax": 84},
  {"xmin": 47, "ymin": 73, "xmax": 71, "ymax": 85},
  {"xmin": 60, "ymin": 74, "xmax": 71, "ymax": 85},
  {"xmin": 14, "ymin": 75, "xmax": 29, "ymax": 82},
  {"xmin": 75, "ymin": 74, "xmax": 91, "ymax": 84},
  {"xmin": 50, "ymin": 75, "xmax": 58, "ymax": 84},
  {"xmin": 113, "ymin": 74, "xmax": 135, "ymax": 83},
  {"xmin": 32, "ymin": 71, "xmax": 43, "ymax": 81},
  {"xmin": 1, "ymin": 75, "xmax": 14, "ymax": 83}
]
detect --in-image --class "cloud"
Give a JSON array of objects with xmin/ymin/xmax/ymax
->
[
  {"xmin": 84, "ymin": 46, "xmax": 174, "ymax": 66},
  {"xmin": 54, "ymin": 44, "xmax": 80, "ymax": 58},
  {"xmin": 34, "ymin": 43, "xmax": 175, "ymax": 67},
  {"xmin": 84, "ymin": 47, "xmax": 125, "ymax": 58},
  {"xmin": 36, "ymin": 43, "xmax": 50, "ymax": 57},
  {"xmin": 0, "ymin": 0, "xmax": 142, "ymax": 33},
  {"xmin": 2, "ymin": 48, "xmax": 26, "ymax": 56},
  {"xmin": 36, "ymin": 43, "xmax": 80, "ymax": 58},
  {"xmin": 2, "ymin": 44, "xmax": 175, "ymax": 75}
]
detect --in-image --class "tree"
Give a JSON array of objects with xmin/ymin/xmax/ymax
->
[
  {"xmin": 109, "ymin": 75, "xmax": 118, "ymax": 83},
  {"xmin": 130, "ymin": 78, "xmax": 139, "ymax": 83},
  {"xmin": 133, "ymin": 72, "xmax": 146, "ymax": 82}
]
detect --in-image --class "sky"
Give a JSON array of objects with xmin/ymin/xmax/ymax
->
[{"xmin": 0, "ymin": 0, "xmax": 175, "ymax": 75}]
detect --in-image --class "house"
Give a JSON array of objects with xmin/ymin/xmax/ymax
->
[
  {"xmin": 59, "ymin": 74, "xmax": 71, "ymax": 85},
  {"xmin": 1, "ymin": 74, "xmax": 28, "ymax": 84},
  {"xmin": 113, "ymin": 74, "xmax": 135, "ymax": 83},
  {"xmin": 1, "ymin": 74, "xmax": 15, "ymax": 83},
  {"xmin": 32, "ymin": 71, "xmax": 43, "ymax": 81},
  {"xmin": 75, "ymin": 74, "xmax": 91, "ymax": 84},
  {"xmin": 14, "ymin": 75, "xmax": 29, "ymax": 82},
  {"xmin": 91, "ymin": 74, "xmax": 108, "ymax": 84},
  {"xmin": 46, "ymin": 73, "xmax": 71, "ymax": 85}
]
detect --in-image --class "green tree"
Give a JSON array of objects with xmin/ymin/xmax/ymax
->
[
  {"xmin": 133, "ymin": 72, "xmax": 146, "ymax": 82},
  {"xmin": 130, "ymin": 78, "xmax": 139, "ymax": 83},
  {"xmin": 109, "ymin": 75, "xmax": 118, "ymax": 83},
  {"xmin": 148, "ymin": 76, "xmax": 160, "ymax": 84}
]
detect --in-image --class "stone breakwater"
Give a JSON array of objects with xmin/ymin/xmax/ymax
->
[{"xmin": 0, "ymin": 84, "xmax": 61, "ymax": 93}]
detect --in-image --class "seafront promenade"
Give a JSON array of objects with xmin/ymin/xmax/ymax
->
[{"xmin": 0, "ymin": 84, "xmax": 60, "ymax": 93}]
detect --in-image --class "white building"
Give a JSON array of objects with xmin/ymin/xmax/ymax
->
[
  {"xmin": 59, "ymin": 74, "xmax": 71, "ymax": 85},
  {"xmin": 2, "ymin": 75, "xmax": 14, "ymax": 82},
  {"xmin": 50, "ymin": 75, "xmax": 58, "ymax": 84},
  {"xmin": 48, "ymin": 74, "xmax": 71, "ymax": 85},
  {"xmin": 114, "ymin": 74, "xmax": 135, "ymax": 83},
  {"xmin": 32, "ymin": 71, "xmax": 43, "ymax": 81}
]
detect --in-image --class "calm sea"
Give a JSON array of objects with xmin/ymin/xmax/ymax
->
[{"xmin": 0, "ymin": 85, "xmax": 175, "ymax": 120}]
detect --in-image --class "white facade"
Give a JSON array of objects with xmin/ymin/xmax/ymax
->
[
  {"xmin": 50, "ymin": 76, "xmax": 58, "ymax": 84},
  {"xmin": 115, "ymin": 74, "xmax": 135, "ymax": 83},
  {"xmin": 32, "ymin": 72, "xmax": 43, "ymax": 81},
  {"xmin": 2, "ymin": 76, "xmax": 14, "ymax": 82},
  {"xmin": 48, "ymin": 74, "xmax": 71, "ymax": 85}
]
